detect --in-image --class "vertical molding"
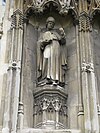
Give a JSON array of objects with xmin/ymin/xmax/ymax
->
[
  {"xmin": 78, "ymin": 0, "xmax": 99, "ymax": 133},
  {"xmin": 76, "ymin": 24, "xmax": 84, "ymax": 132},
  {"xmin": 2, "ymin": 0, "xmax": 24, "ymax": 133},
  {"xmin": 4, "ymin": 0, "xmax": 10, "ymax": 19},
  {"xmin": 90, "ymin": 0, "xmax": 100, "ymax": 131},
  {"xmin": 17, "ymin": 21, "xmax": 27, "ymax": 133},
  {"xmin": 79, "ymin": 1, "xmax": 91, "ymax": 133},
  {"xmin": 10, "ymin": 3, "xmax": 24, "ymax": 132},
  {"xmin": 88, "ymin": 30, "xmax": 99, "ymax": 133},
  {"xmin": 80, "ymin": 32, "xmax": 92, "ymax": 133}
]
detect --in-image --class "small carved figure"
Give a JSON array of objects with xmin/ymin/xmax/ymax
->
[{"xmin": 37, "ymin": 17, "xmax": 67, "ymax": 86}]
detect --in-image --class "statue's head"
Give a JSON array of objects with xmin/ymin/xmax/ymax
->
[
  {"xmin": 46, "ymin": 17, "xmax": 55, "ymax": 24},
  {"xmin": 46, "ymin": 17, "xmax": 55, "ymax": 30}
]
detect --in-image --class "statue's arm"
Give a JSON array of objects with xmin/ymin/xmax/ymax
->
[
  {"xmin": 39, "ymin": 32, "xmax": 52, "ymax": 50},
  {"xmin": 59, "ymin": 28, "xmax": 66, "ymax": 45},
  {"xmin": 38, "ymin": 34, "xmax": 46, "ymax": 51}
]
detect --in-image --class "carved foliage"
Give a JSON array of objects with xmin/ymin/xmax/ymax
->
[
  {"xmin": 24, "ymin": 0, "xmax": 78, "ymax": 17},
  {"xmin": 16, "ymin": 1, "xmax": 100, "ymax": 30}
]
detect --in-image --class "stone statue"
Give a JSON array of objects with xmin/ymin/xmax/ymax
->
[{"xmin": 37, "ymin": 17, "xmax": 67, "ymax": 87}]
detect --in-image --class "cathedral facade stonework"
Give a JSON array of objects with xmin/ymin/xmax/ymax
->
[{"xmin": 0, "ymin": 0, "xmax": 100, "ymax": 133}]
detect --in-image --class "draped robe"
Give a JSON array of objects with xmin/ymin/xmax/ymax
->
[{"xmin": 37, "ymin": 29, "xmax": 67, "ymax": 84}]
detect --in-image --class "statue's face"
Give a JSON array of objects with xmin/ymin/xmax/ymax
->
[{"xmin": 47, "ymin": 21, "xmax": 54, "ymax": 30}]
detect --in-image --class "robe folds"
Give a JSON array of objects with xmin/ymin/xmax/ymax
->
[{"xmin": 37, "ymin": 29, "xmax": 67, "ymax": 84}]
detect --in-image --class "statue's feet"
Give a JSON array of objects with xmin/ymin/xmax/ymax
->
[
  {"xmin": 59, "ymin": 82, "xmax": 65, "ymax": 87},
  {"xmin": 46, "ymin": 78, "xmax": 53, "ymax": 84},
  {"xmin": 52, "ymin": 80, "xmax": 58, "ymax": 86}
]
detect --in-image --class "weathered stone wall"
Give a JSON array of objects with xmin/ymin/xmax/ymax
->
[
  {"xmin": 93, "ymin": 16, "xmax": 100, "ymax": 129},
  {"xmin": 22, "ymin": 23, "xmax": 37, "ymax": 128},
  {"xmin": 66, "ymin": 25, "xmax": 78, "ymax": 129},
  {"xmin": 93, "ymin": 17, "xmax": 100, "ymax": 104}
]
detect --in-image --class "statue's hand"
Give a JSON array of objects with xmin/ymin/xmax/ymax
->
[
  {"xmin": 59, "ymin": 28, "xmax": 65, "ymax": 37},
  {"xmin": 40, "ymin": 40, "xmax": 52, "ymax": 50},
  {"xmin": 42, "ymin": 39, "xmax": 52, "ymax": 44}
]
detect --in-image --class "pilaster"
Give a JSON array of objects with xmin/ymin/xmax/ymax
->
[
  {"xmin": 2, "ymin": 0, "xmax": 24, "ymax": 133},
  {"xmin": 76, "ymin": 23, "xmax": 84, "ymax": 132},
  {"xmin": 79, "ymin": 0, "xmax": 99, "ymax": 133}
]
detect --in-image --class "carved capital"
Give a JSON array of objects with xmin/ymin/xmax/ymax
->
[
  {"xmin": 11, "ymin": 9, "xmax": 24, "ymax": 30},
  {"xmin": 79, "ymin": 12, "xmax": 92, "ymax": 32},
  {"xmin": 82, "ymin": 62, "xmax": 94, "ymax": 73}
]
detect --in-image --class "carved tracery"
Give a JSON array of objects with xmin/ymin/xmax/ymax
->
[
  {"xmin": 24, "ymin": 0, "xmax": 78, "ymax": 19},
  {"xmin": 33, "ymin": 92, "xmax": 67, "ymax": 129}
]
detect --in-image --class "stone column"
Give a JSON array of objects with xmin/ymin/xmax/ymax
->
[
  {"xmin": 76, "ymin": 23, "xmax": 84, "ymax": 132},
  {"xmin": 2, "ymin": 0, "xmax": 24, "ymax": 133},
  {"xmin": 87, "ymin": 31, "xmax": 99, "ymax": 133},
  {"xmin": 79, "ymin": 0, "xmax": 99, "ymax": 133},
  {"xmin": 10, "ymin": 0, "xmax": 24, "ymax": 132},
  {"xmin": 17, "ymin": 17, "xmax": 28, "ymax": 133}
]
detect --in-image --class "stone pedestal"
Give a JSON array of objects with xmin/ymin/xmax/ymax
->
[
  {"xmin": 20, "ymin": 129, "xmax": 81, "ymax": 133},
  {"xmin": 33, "ymin": 85, "xmax": 68, "ymax": 129}
]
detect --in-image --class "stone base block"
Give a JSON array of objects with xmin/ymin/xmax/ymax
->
[{"xmin": 20, "ymin": 128, "xmax": 81, "ymax": 133}]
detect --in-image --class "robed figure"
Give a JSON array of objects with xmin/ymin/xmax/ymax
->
[{"xmin": 37, "ymin": 17, "xmax": 67, "ymax": 87}]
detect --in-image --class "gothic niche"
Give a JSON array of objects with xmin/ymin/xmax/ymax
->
[
  {"xmin": 33, "ymin": 16, "xmax": 68, "ymax": 129},
  {"xmin": 25, "ymin": 0, "xmax": 76, "ymax": 129}
]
